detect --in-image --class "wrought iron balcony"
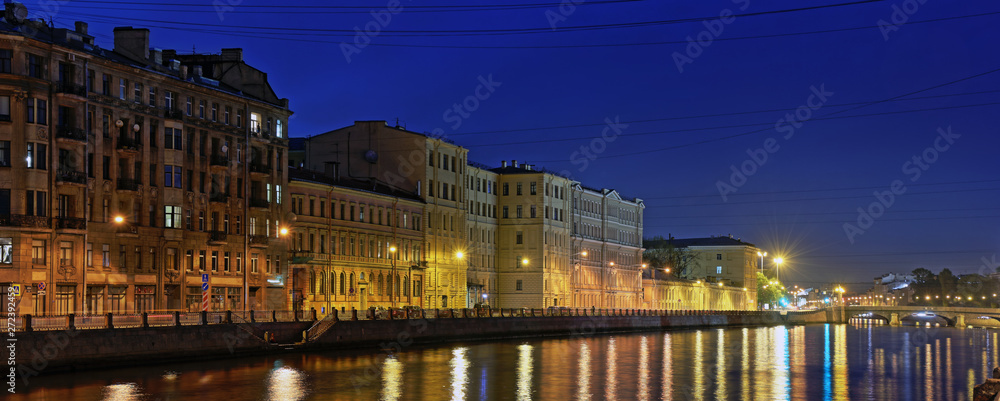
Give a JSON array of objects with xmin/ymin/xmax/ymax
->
[
  {"xmin": 56, "ymin": 126, "xmax": 87, "ymax": 142},
  {"xmin": 249, "ymin": 198, "xmax": 270, "ymax": 209},
  {"xmin": 210, "ymin": 155, "xmax": 229, "ymax": 167},
  {"xmin": 0, "ymin": 214, "xmax": 51, "ymax": 228},
  {"xmin": 56, "ymin": 217, "xmax": 86, "ymax": 230},
  {"xmin": 116, "ymin": 223, "xmax": 138, "ymax": 235},
  {"xmin": 163, "ymin": 107, "xmax": 183, "ymax": 120},
  {"xmin": 116, "ymin": 136, "xmax": 141, "ymax": 152},
  {"xmin": 290, "ymin": 251, "xmax": 315, "ymax": 264},
  {"xmin": 249, "ymin": 235, "xmax": 269, "ymax": 247},
  {"xmin": 117, "ymin": 178, "xmax": 140, "ymax": 192},
  {"xmin": 209, "ymin": 192, "xmax": 229, "ymax": 203},
  {"xmin": 249, "ymin": 162, "xmax": 271, "ymax": 174},
  {"xmin": 208, "ymin": 230, "xmax": 227, "ymax": 243},
  {"xmin": 55, "ymin": 81, "xmax": 86, "ymax": 97},
  {"xmin": 56, "ymin": 169, "xmax": 86, "ymax": 185}
]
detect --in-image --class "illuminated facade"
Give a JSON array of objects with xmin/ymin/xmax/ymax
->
[{"xmin": 0, "ymin": 18, "xmax": 291, "ymax": 314}]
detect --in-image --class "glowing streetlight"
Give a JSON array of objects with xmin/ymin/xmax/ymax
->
[
  {"xmin": 521, "ymin": 258, "xmax": 529, "ymax": 266},
  {"xmin": 581, "ymin": 251, "xmax": 588, "ymax": 257},
  {"xmin": 279, "ymin": 227, "xmax": 289, "ymax": 236},
  {"xmin": 609, "ymin": 261, "xmax": 614, "ymax": 267},
  {"xmin": 455, "ymin": 251, "xmax": 464, "ymax": 259},
  {"xmin": 757, "ymin": 251, "xmax": 767, "ymax": 273}
]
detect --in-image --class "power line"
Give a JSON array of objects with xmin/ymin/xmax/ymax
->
[
  {"xmin": 53, "ymin": 0, "xmax": 646, "ymax": 14},
  {"xmin": 465, "ymin": 102, "xmax": 1000, "ymax": 148},
  {"xmin": 530, "ymin": 66, "xmax": 1000, "ymax": 162},
  {"xmin": 645, "ymin": 206, "xmax": 1000, "ymax": 220},
  {"xmin": 651, "ymin": 187, "xmax": 1000, "ymax": 208},
  {"xmin": 61, "ymin": 0, "xmax": 645, "ymax": 9},
  {"xmin": 644, "ymin": 215, "xmax": 1000, "ymax": 228},
  {"xmin": 642, "ymin": 179, "xmax": 1000, "ymax": 201},
  {"xmin": 55, "ymin": 0, "xmax": 885, "ymax": 36}
]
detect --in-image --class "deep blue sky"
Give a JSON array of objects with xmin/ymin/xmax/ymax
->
[{"xmin": 40, "ymin": 0, "xmax": 1000, "ymax": 290}]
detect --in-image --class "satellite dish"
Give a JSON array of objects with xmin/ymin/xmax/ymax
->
[
  {"xmin": 115, "ymin": 120, "xmax": 124, "ymax": 128},
  {"xmin": 5, "ymin": 3, "xmax": 28, "ymax": 25},
  {"xmin": 364, "ymin": 150, "xmax": 378, "ymax": 163},
  {"xmin": 132, "ymin": 124, "xmax": 140, "ymax": 132},
  {"xmin": 221, "ymin": 145, "xmax": 228, "ymax": 154}
]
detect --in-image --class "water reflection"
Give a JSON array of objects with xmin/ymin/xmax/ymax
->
[
  {"xmin": 265, "ymin": 366, "xmax": 306, "ymax": 401},
  {"xmin": 450, "ymin": 347, "xmax": 470, "ymax": 400},
  {"xmin": 102, "ymin": 383, "xmax": 141, "ymax": 401},
  {"xmin": 381, "ymin": 356, "xmax": 403, "ymax": 401},
  {"xmin": 516, "ymin": 344, "xmax": 533, "ymax": 401},
  {"xmin": 578, "ymin": 342, "xmax": 591, "ymax": 401},
  {"xmin": 18, "ymin": 325, "xmax": 1000, "ymax": 401}
]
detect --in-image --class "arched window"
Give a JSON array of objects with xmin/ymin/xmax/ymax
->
[
  {"xmin": 396, "ymin": 275, "xmax": 401, "ymax": 297},
  {"xmin": 403, "ymin": 276, "xmax": 409, "ymax": 297},
  {"xmin": 319, "ymin": 273, "xmax": 325, "ymax": 295},
  {"xmin": 339, "ymin": 272, "xmax": 346, "ymax": 295},
  {"xmin": 309, "ymin": 270, "xmax": 316, "ymax": 294},
  {"xmin": 378, "ymin": 274, "xmax": 384, "ymax": 296},
  {"xmin": 349, "ymin": 273, "xmax": 356, "ymax": 294}
]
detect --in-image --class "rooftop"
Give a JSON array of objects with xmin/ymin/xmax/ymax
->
[
  {"xmin": 288, "ymin": 168, "xmax": 424, "ymax": 203},
  {"xmin": 644, "ymin": 236, "xmax": 757, "ymax": 248}
]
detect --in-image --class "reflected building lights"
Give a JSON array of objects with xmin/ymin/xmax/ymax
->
[
  {"xmin": 639, "ymin": 336, "xmax": 649, "ymax": 401},
  {"xmin": 834, "ymin": 325, "xmax": 848, "ymax": 401},
  {"xmin": 924, "ymin": 344, "xmax": 932, "ymax": 401},
  {"xmin": 606, "ymin": 338, "xmax": 617, "ymax": 401},
  {"xmin": 694, "ymin": 330, "xmax": 704, "ymax": 401},
  {"xmin": 663, "ymin": 333, "xmax": 673, "ymax": 401},
  {"xmin": 381, "ymin": 356, "xmax": 403, "ymax": 401},
  {"xmin": 102, "ymin": 383, "xmax": 142, "ymax": 401},
  {"xmin": 266, "ymin": 366, "xmax": 306, "ymax": 401},
  {"xmin": 741, "ymin": 328, "xmax": 749, "ymax": 401},
  {"xmin": 517, "ymin": 344, "xmax": 534, "ymax": 401},
  {"xmin": 715, "ymin": 329, "xmax": 726, "ymax": 401},
  {"xmin": 451, "ymin": 347, "xmax": 470, "ymax": 401},
  {"xmin": 823, "ymin": 324, "xmax": 832, "ymax": 401},
  {"xmin": 578, "ymin": 342, "xmax": 592, "ymax": 401},
  {"xmin": 772, "ymin": 326, "xmax": 790, "ymax": 401},
  {"xmin": 791, "ymin": 326, "xmax": 805, "ymax": 401}
]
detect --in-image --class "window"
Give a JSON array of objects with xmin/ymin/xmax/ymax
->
[
  {"xmin": 224, "ymin": 106, "xmax": 231, "ymax": 125},
  {"xmin": 716, "ymin": 266, "xmax": 723, "ymax": 275},
  {"xmin": 164, "ymin": 127, "xmax": 182, "ymax": 150},
  {"xmin": 31, "ymin": 240, "xmax": 45, "ymax": 264},
  {"xmin": 211, "ymin": 103, "xmax": 218, "ymax": 121},
  {"xmin": 224, "ymin": 252, "xmax": 230, "ymax": 272},
  {"xmin": 211, "ymin": 251, "xmax": 218, "ymax": 271},
  {"xmin": 198, "ymin": 100, "xmax": 205, "ymax": 118},
  {"xmin": 27, "ymin": 54, "xmax": 45, "ymax": 79},
  {"xmin": 199, "ymin": 251, "xmax": 206, "ymax": 271},
  {"xmin": 250, "ymin": 112, "xmax": 261, "ymax": 133},
  {"xmin": 165, "ymin": 91, "xmax": 175, "ymax": 110},
  {"xmin": 516, "ymin": 231, "xmax": 523, "ymax": 244},
  {"xmin": 102, "ymin": 244, "xmax": 110, "ymax": 267},
  {"xmin": 0, "ymin": 49, "xmax": 10, "ymax": 73},
  {"xmin": 165, "ymin": 206, "xmax": 181, "ymax": 228},
  {"xmin": 236, "ymin": 110, "xmax": 243, "ymax": 127},
  {"xmin": 148, "ymin": 87, "xmax": 157, "ymax": 107},
  {"xmin": 133, "ymin": 82, "xmax": 142, "ymax": 103},
  {"xmin": 516, "ymin": 205, "xmax": 523, "ymax": 218},
  {"xmin": 516, "ymin": 280, "xmax": 523, "ymax": 291},
  {"xmin": 516, "ymin": 182, "xmax": 523, "ymax": 195},
  {"xmin": 716, "ymin": 254, "xmax": 722, "ymax": 260},
  {"xmin": 26, "ymin": 98, "xmax": 46, "ymax": 125},
  {"xmin": 101, "ymin": 74, "xmax": 111, "ymax": 95},
  {"xmin": 502, "ymin": 206, "xmax": 508, "ymax": 219},
  {"xmin": 185, "ymin": 96, "xmax": 192, "ymax": 115},
  {"xmin": 530, "ymin": 205, "xmax": 536, "ymax": 218},
  {"xmin": 186, "ymin": 250, "xmax": 194, "ymax": 272},
  {"xmin": 0, "ymin": 96, "xmax": 9, "ymax": 121},
  {"xmin": 276, "ymin": 119, "xmax": 283, "ymax": 137},
  {"xmin": 0, "ymin": 141, "xmax": 9, "ymax": 167},
  {"xmin": 25, "ymin": 190, "xmax": 45, "ymax": 216},
  {"xmin": 530, "ymin": 182, "xmax": 537, "ymax": 195},
  {"xmin": 503, "ymin": 183, "xmax": 509, "ymax": 196},
  {"xmin": 119, "ymin": 78, "xmax": 126, "ymax": 99}
]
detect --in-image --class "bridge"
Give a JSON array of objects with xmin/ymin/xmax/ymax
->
[{"xmin": 844, "ymin": 305, "xmax": 1000, "ymax": 327}]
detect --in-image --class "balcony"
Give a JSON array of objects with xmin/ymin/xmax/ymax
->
[
  {"xmin": 117, "ymin": 178, "xmax": 140, "ymax": 192},
  {"xmin": 116, "ymin": 137, "xmax": 141, "ymax": 153},
  {"xmin": 55, "ymin": 169, "xmax": 86, "ymax": 185},
  {"xmin": 250, "ymin": 130, "xmax": 271, "ymax": 143},
  {"xmin": 209, "ymin": 192, "xmax": 229, "ymax": 203},
  {"xmin": 249, "ymin": 235, "xmax": 269, "ymax": 247},
  {"xmin": 56, "ymin": 217, "xmax": 86, "ymax": 230},
  {"xmin": 249, "ymin": 198, "xmax": 269, "ymax": 209},
  {"xmin": 116, "ymin": 223, "xmax": 138, "ymax": 235},
  {"xmin": 208, "ymin": 230, "xmax": 227, "ymax": 244},
  {"xmin": 249, "ymin": 162, "xmax": 271, "ymax": 176},
  {"xmin": 0, "ymin": 214, "xmax": 51, "ymax": 229},
  {"xmin": 210, "ymin": 155, "xmax": 229, "ymax": 168},
  {"xmin": 290, "ymin": 251, "xmax": 315, "ymax": 264},
  {"xmin": 55, "ymin": 126, "xmax": 87, "ymax": 142},
  {"xmin": 163, "ymin": 108, "xmax": 183, "ymax": 120},
  {"xmin": 55, "ymin": 81, "xmax": 87, "ymax": 98}
]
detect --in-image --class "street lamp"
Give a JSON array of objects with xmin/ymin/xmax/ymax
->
[
  {"xmin": 389, "ymin": 246, "xmax": 397, "ymax": 307},
  {"xmin": 757, "ymin": 251, "xmax": 767, "ymax": 274},
  {"xmin": 773, "ymin": 257, "xmax": 784, "ymax": 282}
]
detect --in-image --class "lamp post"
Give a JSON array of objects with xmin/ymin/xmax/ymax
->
[
  {"xmin": 757, "ymin": 251, "xmax": 767, "ymax": 274},
  {"xmin": 773, "ymin": 257, "xmax": 784, "ymax": 282},
  {"xmin": 278, "ymin": 227, "xmax": 290, "ymax": 312},
  {"xmin": 389, "ymin": 246, "xmax": 397, "ymax": 307},
  {"xmin": 572, "ymin": 250, "xmax": 587, "ymax": 307}
]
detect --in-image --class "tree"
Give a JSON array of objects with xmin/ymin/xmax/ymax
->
[
  {"xmin": 643, "ymin": 237, "xmax": 695, "ymax": 278},
  {"xmin": 756, "ymin": 272, "xmax": 786, "ymax": 308},
  {"xmin": 911, "ymin": 268, "xmax": 934, "ymax": 284}
]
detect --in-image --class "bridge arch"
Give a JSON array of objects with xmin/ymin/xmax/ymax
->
[{"xmin": 849, "ymin": 312, "xmax": 890, "ymax": 324}]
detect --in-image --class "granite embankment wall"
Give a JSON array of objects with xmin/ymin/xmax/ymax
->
[{"xmin": 12, "ymin": 308, "xmax": 842, "ymax": 374}]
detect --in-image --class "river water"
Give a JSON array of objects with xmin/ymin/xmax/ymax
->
[{"xmin": 10, "ymin": 323, "xmax": 1000, "ymax": 400}]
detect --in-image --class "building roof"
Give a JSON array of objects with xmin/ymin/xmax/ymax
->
[
  {"xmin": 309, "ymin": 121, "xmax": 457, "ymax": 145},
  {"xmin": 288, "ymin": 168, "xmax": 424, "ymax": 203},
  {"xmin": 644, "ymin": 236, "xmax": 757, "ymax": 248}
]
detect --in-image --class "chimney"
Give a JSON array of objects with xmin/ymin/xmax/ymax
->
[
  {"xmin": 168, "ymin": 59, "xmax": 180, "ymax": 71},
  {"xmin": 193, "ymin": 65, "xmax": 203, "ymax": 77},
  {"xmin": 179, "ymin": 65, "xmax": 188, "ymax": 80},
  {"xmin": 150, "ymin": 48, "xmax": 162, "ymax": 65},
  {"xmin": 221, "ymin": 48, "xmax": 243, "ymax": 62},
  {"xmin": 113, "ymin": 27, "xmax": 150, "ymax": 62},
  {"xmin": 74, "ymin": 21, "xmax": 88, "ymax": 35},
  {"xmin": 512, "ymin": 160, "xmax": 518, "ymax": 168},
  {"xmin": 501, "ymin": 160, "xmax": 507, "ymax": 168},
  {"xmin": 524, "ymin": 164, "xmax": 533, "ymax": 171}
]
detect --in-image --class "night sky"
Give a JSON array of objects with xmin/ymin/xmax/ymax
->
[{"xmin": 37, "ymin": 0, "xmax": 1000, "ymax": 290}]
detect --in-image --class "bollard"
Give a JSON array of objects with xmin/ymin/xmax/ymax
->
[
  {"xmin": 141, "ymin": 312, "xmax": 148, "ymax": 328},
  {"xmin": 107, "ymin": 312, "xmax": 114, "ymax": 329},
  {"xmin": 332, "ymin": 309, "xmax": 339, "ymax": 321},
  {"xmin": 351, "ymin": 308, "xmax": 358, "ymax": 321},
  {"xmin": 24, "ymin": 314, "xmax": 32, "ymax": 332},
  {"xmin": 250, "ymin": 310, "xmax": 256, "ymax": 323},
  {"xmin": 201, "ymin": 310, "xmax": 208, "ymax": 325},
  {"xmin": 313, "ymin": 309, "xmax": 318, "ymax": 321},
  {"xmin": 67, "ymin": 313, "xmax": 75, "ymax": 330},
  {"xmin": 226, "ymin": 310, "xmax": 233, "ymax": 324},
  {"xmin": 174, "ymin": 311, "xmax": 181, "ymax": 327},
  {"xmin": 273, "ymin": 310, "xmax": 277, "ymax": 322}
]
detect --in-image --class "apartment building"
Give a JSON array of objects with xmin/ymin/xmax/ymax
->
[
  {"xmin": 287, "ymin": 169, "xmax": 424, "ymax": 315},
  {"xmin": 303, "ymin": 121, "xmax": 468, "ymax": 308},
  {"xmin": 0, "ymin": 15, "xmax": 290, "ymax": 314},
  {"xmin": 464, "ymin": 162, "xmax": 498, "ymax": 307},
  {"xmin": 644, "ymin": 235, "xmax": 759, "ymax": 310},
  {"xmin": 570, "ymin": 185, "xmax": 644, "ymax": 308}
]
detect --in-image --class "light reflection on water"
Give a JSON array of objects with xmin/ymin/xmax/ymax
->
[{"xmin": 14, "ymin": 324, "xmax": 1000, "ymax": 401}]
